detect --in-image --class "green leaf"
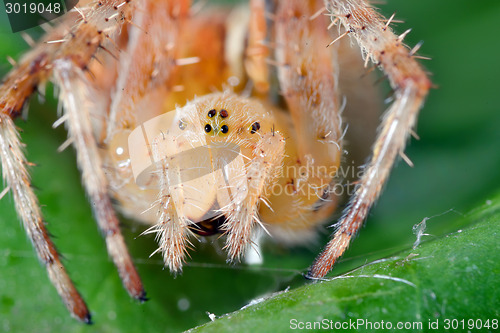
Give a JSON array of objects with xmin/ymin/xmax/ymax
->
[{"xmin": 190, "ymin": 194, "xmax": 500, "ymax": 332}]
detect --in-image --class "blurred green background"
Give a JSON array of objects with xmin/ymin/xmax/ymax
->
[{"xmin": 0, "ymin": 0, "xmax": 499, "ymax": 332}]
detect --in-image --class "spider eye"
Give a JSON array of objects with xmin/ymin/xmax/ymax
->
[
  {"xmin": 204, "ymin": 124, "xmax": 212, "ymax": 133},
  {"xmin": 250, "ymin": 122, "xmax": 260, "ymax": 134},
  {"xmin": 208, "ymin": 109, "xmax": 216, "ymax": 118},
  {"xmin": 220, "ymin": 125, "xmax": 229, "ymax": 134},
  {"xmin": 178, "ymin": 120, "xmax": 186, "ymax": 130},
  {"xmin": 219, "ymin": 109, "xmax": 228, "ymax": 118}
]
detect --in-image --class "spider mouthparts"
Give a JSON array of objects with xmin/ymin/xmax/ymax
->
[{"xmin": 189, "ymin": 216, "xmax": 225, "ymax": 236}]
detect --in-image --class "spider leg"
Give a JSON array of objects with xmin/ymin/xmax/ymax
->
[
  {"xmin": 0, "ymin": 0, "xmax": 144, "ymax": 321},
  {"xmin": 259, "ymin": 0, "xmax": 342, "ymax": 238},
  {"xmin": 245, "ymin": 0, "xmax": 270, "ymax": 95},
  {"xmin": 148, "ymin": 148, "xmax": 196, "ymax": 274},
  {"xmin": 308, "ymin": 0, "xmax": 431, "ymax": 278},
  {"xmin": 53, "ymin": 59, "xmax": 146, "ymax": 300},
  {"xmin": 223, "ymin": 132, "xmax": 285, "ymax": 262},
  {"xmin": 274, "ymin": 0, "xmax": 343, "ymax": 179},
  {"xmin": 0, "ymin": 114, "xmax": 91, "ymax": 323},
  {"xmin": 105, "ymin": 0, "xmax": 189, "ymax": 139}
]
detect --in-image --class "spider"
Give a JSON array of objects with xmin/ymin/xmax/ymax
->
[{"xmin": 0, "ymin": 0, "xmax": 430, "ymax": 323}]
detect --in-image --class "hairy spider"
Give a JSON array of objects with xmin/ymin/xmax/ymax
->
[{"xmin": 0, "ymin": 0, "xmax": 430, "ymax": 323}]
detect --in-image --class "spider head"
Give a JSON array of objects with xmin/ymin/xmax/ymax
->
[{"xmin": 193, "ymin": 93, "xmax": 268, "ymax": 146}]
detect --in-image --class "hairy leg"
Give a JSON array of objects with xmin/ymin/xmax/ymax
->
[
  {"xmin": 275, "ymin": 0, "xmax": 343, "ymax": 170},
  {"xmin": 223, "ymin": 132, "xmax": 286, "ymax": 262},
  {"xmin": 0, "ymin": 0, "xmax": 144, "ymax": 321},
  {"xmin": 308, "ymin": 0, "xmax": 431, "ymax": 278},
  {"xmin": 0, "ymin": 113, "xmax": 91, "ymax": 322},
  {"xmin": 53, "ymin": 59, "xmax": 145, "ymax": 300},
  {"xmin": 257, "ymin": 0, "xmax": 342, "ymax": 239}
]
